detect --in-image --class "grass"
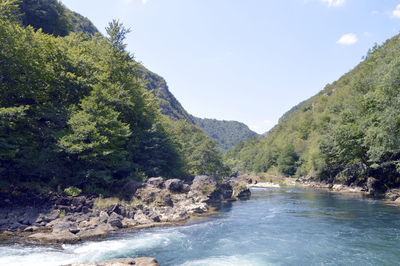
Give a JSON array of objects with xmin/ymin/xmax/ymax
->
[
  {"xmin": 93, "ymin": 196, "xmax": 122, "ymax": 210},
  {"xmin": 93, "ymin": 195, "xmax": 147, "ymax": 210}
]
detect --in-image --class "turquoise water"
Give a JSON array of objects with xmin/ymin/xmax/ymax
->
[{"xmin": 1, "ymin": 188, "xmax": 400, "ymax": 265}]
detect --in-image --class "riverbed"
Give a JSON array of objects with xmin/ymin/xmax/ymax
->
[{"xmin": 1, "ymin": 188, "xmax": 400, "ymax": 265}]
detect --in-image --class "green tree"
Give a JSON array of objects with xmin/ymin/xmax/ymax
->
[{"xmin": 277, "ymin": 144, "xmax": 299, "ymax": 176}]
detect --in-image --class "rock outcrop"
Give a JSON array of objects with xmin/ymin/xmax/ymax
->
[{"xmin": 0, "ymin": 175, "xmax": 248, "ymax": 244}]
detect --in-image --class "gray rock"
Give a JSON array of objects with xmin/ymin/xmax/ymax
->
[
  {"xmin": 52, "ymin": 220, "xmax": 74, "ymax": 233},
  {"xmin": 191, "ymin": 175, "xmax": 217, "ymax": 191},
  {"xmin": 182, "ymin": 184, "xmax": 191, "ymax": 193},
  {"xmin": 165, "ymin": 179, "xmax": 184, "ymax": 193},
  {"xmin": 122, "ymin": 180, "xmax": 144, "ymax": 196},
  {"xmin": 107, "ymin": 212, "xmax": 123, "ymax": 228},
  {"xmin": 42, "ymin": 209, "xmax": 61, "ymax": 222},
  {"xmin": 99, "ymin": 211, "xmax": 109, "ymax": 224},
  {"xmin": 77, "ymin": 223, "xmax": 114, "ymax": 239},
  {"xmin": 134, "ymin": 210, "xmax": 153, "ymax": 225},
  {"xmin": 28, "ymin": 230, "xmax": 80, "ymax": 243},
  {"xmin": 146, "ymin": 177, "xmax": 164, "ymax": 188}
]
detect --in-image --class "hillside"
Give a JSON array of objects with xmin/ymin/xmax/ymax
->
[
  {"xmin": 0, "ymin": 0, "xmax": 228, "ymax": 195},
  {"xmin": 19, "ymin": 0, "xmax": 98, "ymax": 36},
  {"xmin": 192, "ymin": 116, "xmax": 258, "ymax": 152},
  {"xmin": 137, "ymin": 65, "xmax": 194, "ymax": 123},
  {"xmin": 225, "ymin": 37, "xmax": 400, "ymax": 190}
]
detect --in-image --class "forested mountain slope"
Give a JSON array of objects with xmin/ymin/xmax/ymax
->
[
  {"xmin": 192, "ymin": 116, "xmax": 258, "ymax": 152},
  {"xmin": 226, "ymin": 38, "xmax": 400, "ymax": 189},
  {"xmin": 0, "ymin": 0, "xmax": 228, "ymax": 195},
  {"xmin": 137, "ymin": 65, "xmax": 194, "ymax": 123},
  {"xmin": 19, "ymin": 0, "xmax": 98, "ymax": 36}
]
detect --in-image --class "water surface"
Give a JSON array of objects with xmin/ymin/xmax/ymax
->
[{"xmin": 1, "ymin": 188, "xmax": 400, "ymax": 265}]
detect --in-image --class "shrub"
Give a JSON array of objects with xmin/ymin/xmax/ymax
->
[{"xmin": 64, "ymin": 186, "xmax": 82, "ymax": 197}]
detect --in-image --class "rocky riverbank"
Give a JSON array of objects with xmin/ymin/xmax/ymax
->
[
  {"xmin": 235, "ymin": 173, "xmax": 400, "ymax": 204},
  {"xmin": 0, "ymin": 176, "xmax": 250, "ymax": 244},
  {"xmin": 297, "ymin": 178, "xmax": 400, "ymax": 204}
]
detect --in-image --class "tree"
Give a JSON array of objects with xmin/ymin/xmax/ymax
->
[{"xmin": 277, "ymin": 144, "xmax": 299, "ymax": 176}]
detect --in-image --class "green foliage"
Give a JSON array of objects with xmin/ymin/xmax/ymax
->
[
  {"xmin": 165, "ymin": 119, "xmax": 230, "ymax": 177},
  {"xmin": 0, "ymin": 1, "xmax": 229, "ymax": 195},
  {"xmin": 19, "ymin": 0, "xmax": 73, "ymax": 36},
  {"xmin": 138, "ymin": 64, "xmax": 195, "ymax": 123},
  {"xmin": 277, "ymin": 144, "xmax": 299, "ymax": 176},
  {"xmin": 192, "ymin": 116, "xmax": 258, "ymax": 152},
  {"xmin": 226, "ymin": 35, "xmax": 400, "ymax": 188},
  {"xmin": 64, "ymin": 186, "xmax": 82, "ymax": 197}
]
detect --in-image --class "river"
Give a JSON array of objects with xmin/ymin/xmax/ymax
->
[{"xmin": 1, "ymin": 188, "xmax": 400, "ymax": 265}]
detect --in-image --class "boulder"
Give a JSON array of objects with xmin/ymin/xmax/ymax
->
[
  {"xmin": 134, "ymin": 210, "xmax": 153, "ymax": 225},
  {"xmin": 28, "ymin": 230, "xmax": 80, "ymax": 243},
  {"xmin": 51, "ymin": 220, "xmax": 74, "ymax": 233},
  {"xmin": 146, "ymin": 177, "xmax": 164, "ymax": 188},
  {"xmin": 190, "ymin": 176, "xmax": 217, "ymax": 191},
  {"xmin": 76, "ymin": 223, "xmax": 114, "ymax": 239},
  {"xmin": 182, "ymin": 184, "xmax": 191, "ymax": 193},
  {"xmin": 122, "ymin": 180, "xmax": 143, "ymax": 195},
  {"xmin": 42, "ymin": 209, "xmax": 61, "ymax": 222},
  {"xmin": 99, "ymin": 211, "xmax": 109, "ymax": 224},
  {"xmin": 367, "ymin": 177, "xmax": 379, "ymax": 195},
  {"xmin": 135, "ymin": 186, "xmax": 172, "ymax": 206},
  {"xmin": 165, "ymin": 179, "xmax": 184, "ymax": 193},
  {"xmin": 237, "ymin": 188, "xmax": 251, "ymax": 199},
  {"xmin": 107, "ymin": 212, "xmax": 123, "ymax": 228}
]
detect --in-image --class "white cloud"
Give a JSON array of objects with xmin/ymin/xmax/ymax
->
[
  {"xmin": 337, "ymin": 33, "xmax": 358, "ymax": 45},
  {"xmin": 321, "ymin": 0, "xmax": 345, "ymax": 7},
  {"xmin": 142, "ymin": 0, "xmax": 149, "ymax": 3},
  {"xmin": 392, "ymin": 4, "xmax": 400, "ymax": 18},
  {"xmin": 263, "ymin": 120, "xmax": 272, "ymax": 124}
]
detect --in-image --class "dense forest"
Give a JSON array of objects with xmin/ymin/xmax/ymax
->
[
  {"xmin": 192, "ymin": 116, "xmax": 258, "ymax": 152},
  {"xmin": 0, "ymin": 0, "xmax": 228, "ymax": 195},
  {"xmin": 225, "ymin": 37, "xmax": 400, "ymax": 189}
]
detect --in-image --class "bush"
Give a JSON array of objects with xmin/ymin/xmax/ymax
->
[{"xmin": 64, "ymin": 186, "xmax": 82, "ymax": 197}]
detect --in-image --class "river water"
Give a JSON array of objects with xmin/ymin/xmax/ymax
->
[{"xmin": 1, "ymin": 188, "xmax": 400, "ymax": 266}]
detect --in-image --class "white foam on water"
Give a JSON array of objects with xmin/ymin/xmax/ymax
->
[
  {"xmin": 179, "ymin": 255, "xmax": 266, "ymax": 266},
  {"xmin": 0, "ymin": 229, "xmax": 186, "ymax": 266},
  {"xmin": 0, "ymin": 246, "xmax": 75, "ymax": 266}
]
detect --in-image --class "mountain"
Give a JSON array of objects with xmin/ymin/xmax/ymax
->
[
  {"xmin": 191, "ymin": 116, "xmax": 258, "ymax": 152},
  {"xmin": 19, "ymin": 0, "xmax": 98, "ymax": 36},
  {"xmin": 0, "ymin": 0, "xmax": 229, "ymax": 195},
  {"xmin": 225, "ymin": 37, "xmax": 400, "ymax": 190},
  {"xmin": 17, "ymin": 0, "xmax": 253, "ymax": 151},
  {"xmin": 137, "ymin": 65, "xmax": 194, "ymax": 123}
]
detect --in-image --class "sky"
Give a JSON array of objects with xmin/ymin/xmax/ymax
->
[{"xmin": 61, "ymin": 0, "xmax": 400, "ymax": 134}]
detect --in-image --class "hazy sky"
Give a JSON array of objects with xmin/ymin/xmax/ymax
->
[{"xmin": 61, "ymin": 0, "xmax": 400, "ymax": 133}]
